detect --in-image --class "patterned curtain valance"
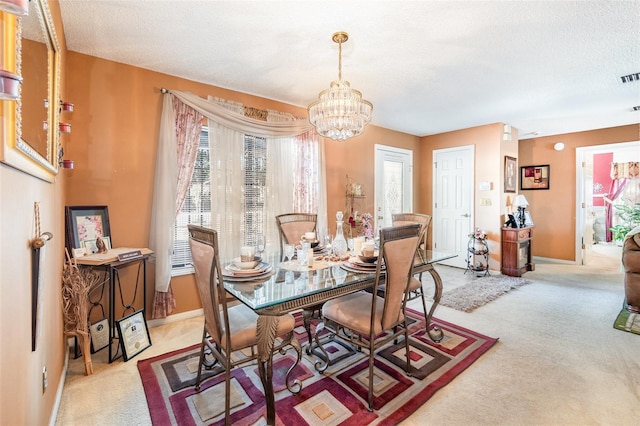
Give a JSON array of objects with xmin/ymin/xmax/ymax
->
[{"xmin": 611, "ymin": 162, "xmax": 640, "ymax": 179}]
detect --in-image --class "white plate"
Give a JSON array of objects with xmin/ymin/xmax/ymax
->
[
  {"xmin": 223, "ymin": 268, "xmax": 275, "ymax": 282},
  {"xmin": 225, "ymin": 261, "xmax": 270, "ymax": 276}
]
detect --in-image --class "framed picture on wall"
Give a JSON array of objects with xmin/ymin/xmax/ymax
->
[
  {"xmin": 504, "ymin": 156, "xmax": 517, "ymax": 193},
  {"xmin": 520, "ymin": 165, "xmax": 550, "ymax": 190},
  {"xmin": 65, "ymin": 206, "xmax": 111, "ymax": 253}
]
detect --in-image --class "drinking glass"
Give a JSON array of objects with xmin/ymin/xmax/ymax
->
[
  {"xmin": 324, "ymin": 234, "xmax": 333, "ymax": 255},
  {"xmin": 296, "ymin": 247, "xmax": 308, "ymax": 268},
  {"xmin": 284, "ymin": 244, "xmax": 295, "ymax": 264},
  {"xmin": 347, "ymin": 238, "xmax": 354, "ymax": 255}
]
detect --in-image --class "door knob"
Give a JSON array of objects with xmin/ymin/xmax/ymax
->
[{"xmin": 461, "ymin": 213, "xmax": 470, "ymax": 217}]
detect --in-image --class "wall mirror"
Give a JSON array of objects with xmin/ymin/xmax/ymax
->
[{"xmin": 0, "ymin": 0, "xmax": 60, "ymax": 182}]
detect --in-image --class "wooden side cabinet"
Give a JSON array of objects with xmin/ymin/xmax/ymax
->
[{"xmin": 501, "ymin": 226, "xmax": 535, "ymax": 277}]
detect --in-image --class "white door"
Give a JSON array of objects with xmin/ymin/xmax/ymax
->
[
  {"xmin": 374, "ymin": 145, "xmax": 413, "ymax": 230},
  {"xmin": 433, "ymin": 145, "xmax": 474, "ymax": 269}
]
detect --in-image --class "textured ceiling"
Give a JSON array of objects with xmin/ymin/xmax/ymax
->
[{"xmin": 58, "ymin": 0, "xmax": 640, "ymax": 139}]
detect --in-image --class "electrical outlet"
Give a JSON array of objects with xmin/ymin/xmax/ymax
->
[{"xmin": 42, "ymin": 366, "xmax": 48, "ymax": 393}]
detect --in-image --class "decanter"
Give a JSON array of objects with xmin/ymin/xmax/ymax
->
[{"xmin": 332, "ymin": 211, "xmax": 348, "ymax": 257}]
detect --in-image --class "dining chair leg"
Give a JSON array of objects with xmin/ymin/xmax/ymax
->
[
  {"xmin": 367, "ymin": 342, "xmax": 375, "ymax": 411},
  {"xmin": 418, "ymin": 287, "xmax": 430, "ymax": 333},
  {"xmin": 224, "ymin": 355, "xmax": 231, "ymax": 425},
  {"xmin": 404, "ymin": 323, "xmax": 412, "ymax": 376},
  {"xmin": 195, "ymin": 327, "xmax": 207, "ymax": 391}
]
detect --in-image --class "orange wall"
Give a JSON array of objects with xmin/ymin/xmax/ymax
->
[
  {"xmin": 518, "ymin": 125, "xmax": 639, "ymax": 260},
  {"xmin": 0, "ymin": 1, "xmax": 67, "ymax": 424}
]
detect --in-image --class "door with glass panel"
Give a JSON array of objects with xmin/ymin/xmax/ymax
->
[{"xmin": 374, "ymin": 145, "xmax": 413, "ymax": 231}]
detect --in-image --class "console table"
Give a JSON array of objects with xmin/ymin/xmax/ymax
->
[
  {"xmin": 75, "ymin": 248, "xmax": 152, "ymax": 362},
  {"xmin": 501, "ymin": 227, "xmax": 534, "ymax": 276}
]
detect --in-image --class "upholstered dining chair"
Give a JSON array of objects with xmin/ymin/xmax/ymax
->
[
  {"xmin": 391, "ymin": 212, "xmax": 432, "ymax": 330},
  {"xmin": 314, "ymin": 223, "xmax": 422, "ymax": 411},
  {"xmin": 275, "ymin": 212, "xmax": 319, "ymax": 350},
  {"xmin": 188, "ymin": 224, "xmax": 302, "ymax": 424},
  {"xmin": 275, "ymin": 213, "xmax": 318, "ymax": 261}
]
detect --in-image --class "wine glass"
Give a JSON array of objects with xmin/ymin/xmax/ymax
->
[
  {"xmin": 347, "ymin": 238, "xmax": 354, "ymax": 255},
  {"xmin": 284, "ymin": 244, "xmax": 295, "ymax": 264}
]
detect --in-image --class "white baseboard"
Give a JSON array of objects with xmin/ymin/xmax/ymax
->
[
  {"xmin": 48, "ymin": 344, "xmax": 69, "ymax": 426},
  {"xmin": 147, "ymin": 308, "xmax": 203, "ymax": 328},
  {"xmin": 533, "ymin": 256, "xmax": 576, "ymax": 265}
]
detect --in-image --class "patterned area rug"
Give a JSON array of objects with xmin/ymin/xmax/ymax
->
[
  {"xmin": 137, "ymin": 308, "xmax": 497, "ymax": 425},
  {"xmin": 439, "ymin": 275, "xmax": 531, "ymax": 312}
]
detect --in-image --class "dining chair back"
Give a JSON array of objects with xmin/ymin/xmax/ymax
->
[
  {"xmin": 390, "ymin": 213, "xmax": 433, "ymax": 331},
  {"xmin": 391, "ymin": 212, "xmax": 431, "ymax": 250},
  {"xmin": 275, "ymin": 213, "xmax": 320, "ymax": 351},
  {"xmin": 188, "ymin": 224, "xmax": 302, "ymax": 424},
  {"xmin": 275, "ymin": 213, "xmax": 318, "ymax": 260},
  {"xmin": 314, "ymin": 223, "xmax": 422, "ymax": 411}
]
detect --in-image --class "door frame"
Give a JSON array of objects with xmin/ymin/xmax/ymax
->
[{"xmin": 575, "ymin": 140, "xmax": 640, "ymax": 265}]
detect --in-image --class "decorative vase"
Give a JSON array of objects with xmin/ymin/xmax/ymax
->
[{"xmin": 332, "ymin": 211, "xmax": 348, "ymax": 257}]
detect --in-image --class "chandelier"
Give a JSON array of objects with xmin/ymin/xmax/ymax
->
[{"xmin": 308, "ymin": 32, "xmax": 373, "ymax": 141}]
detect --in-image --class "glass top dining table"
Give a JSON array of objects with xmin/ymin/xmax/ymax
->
[{"xmin": 221, "ymin": 248, "xmax": 456, "ymax": 425}]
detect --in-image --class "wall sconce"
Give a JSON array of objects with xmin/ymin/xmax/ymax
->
[
  {"xmin": 554, "ymin": 142, "xmax": 565, "ymax": 151},
  {"xmin": 0, "ymin": 69, "xmax": 22, "ymax": 101},
  {"xmin": 0, "ymin": 0, "xmax": 28, "ymax": 15}
]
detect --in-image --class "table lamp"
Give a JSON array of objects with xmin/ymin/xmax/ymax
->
[{"xmin": 513, "ymin": 194, "xmax": 529, "ymax": 227}]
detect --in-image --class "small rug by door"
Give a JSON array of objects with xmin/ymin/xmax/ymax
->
[
  {"xmin": 613, "ymin": 301, "xmax": 640, "ymax": 335},
  {"xmin": 439, "ymin": 275, "xmax": 531, "ymax": 312},
  {"xmin": 137, "ymin": 308, "xmax": 497, "ymax": 425}
]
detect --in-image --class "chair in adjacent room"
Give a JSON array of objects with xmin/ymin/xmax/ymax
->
[
  {"xmin": 391, "ymin": 213, "xmax": 432, "ymax": 331},
  {"xmin": 275, "ymin": 213, "xmax": 319, "ymax": 351},
  {"xmin": 188, "ymin": 224, "xmax": 302, "ymax": 424},
  {"xmin": 313, "ymin": 224, "xmax": 422, "ymax": 411}
]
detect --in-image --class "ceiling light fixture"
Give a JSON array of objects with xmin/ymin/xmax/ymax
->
[{"xmin": 308, "ymin": 31, "xmax": 373, "ymax": 141}]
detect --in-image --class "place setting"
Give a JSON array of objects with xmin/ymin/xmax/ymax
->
[
  {"xmin": 222, "ymin": 245, "xmax": 274, "ymax": 282},
  {"xmin": 341, "ymin": 240, "xmax": 385, "ymax": 273}
]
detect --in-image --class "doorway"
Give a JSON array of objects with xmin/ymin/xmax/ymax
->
[
  {"xmin": 374, "ymin": 145, "xmax": 413, "ymax": 230},
  {"xmin": 432, "ymin": 145, "xmax": 475, "ymax": 269},
  {"xmin": 576, "ymin": 140, "xmax": 639, "ymax": 265}
]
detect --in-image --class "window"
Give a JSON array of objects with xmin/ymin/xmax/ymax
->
[{"xmin": 171, "ymin": 129, "xmax": 270, "ymax": 275}]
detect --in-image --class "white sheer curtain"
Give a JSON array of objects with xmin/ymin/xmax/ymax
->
[
  {"xmin": 265, "ymin": 110, "xmax": 296, "ymax": 257},
  {"xmin": 207, "ymin": 97, "xmax": 246, "ymax": 261}
]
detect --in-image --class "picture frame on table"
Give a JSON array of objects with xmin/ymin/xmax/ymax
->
[
  {"xmin": 504, "ymin": 156, "xmax": 517, "ymax": 193},
  {"xmin": 82, "ymin": 236, "xmax": 111, "ymax": 254},
  {"xmin": 65, "ymin": 205, "xmax": 111, "ymax": 253},
  {"xmin": 520, "ymin": 165, "xmax": 550, "ymax": 190},
  {"xmin": 116, "ymin": 310, "xmax": 152, "ymax": 361}
]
